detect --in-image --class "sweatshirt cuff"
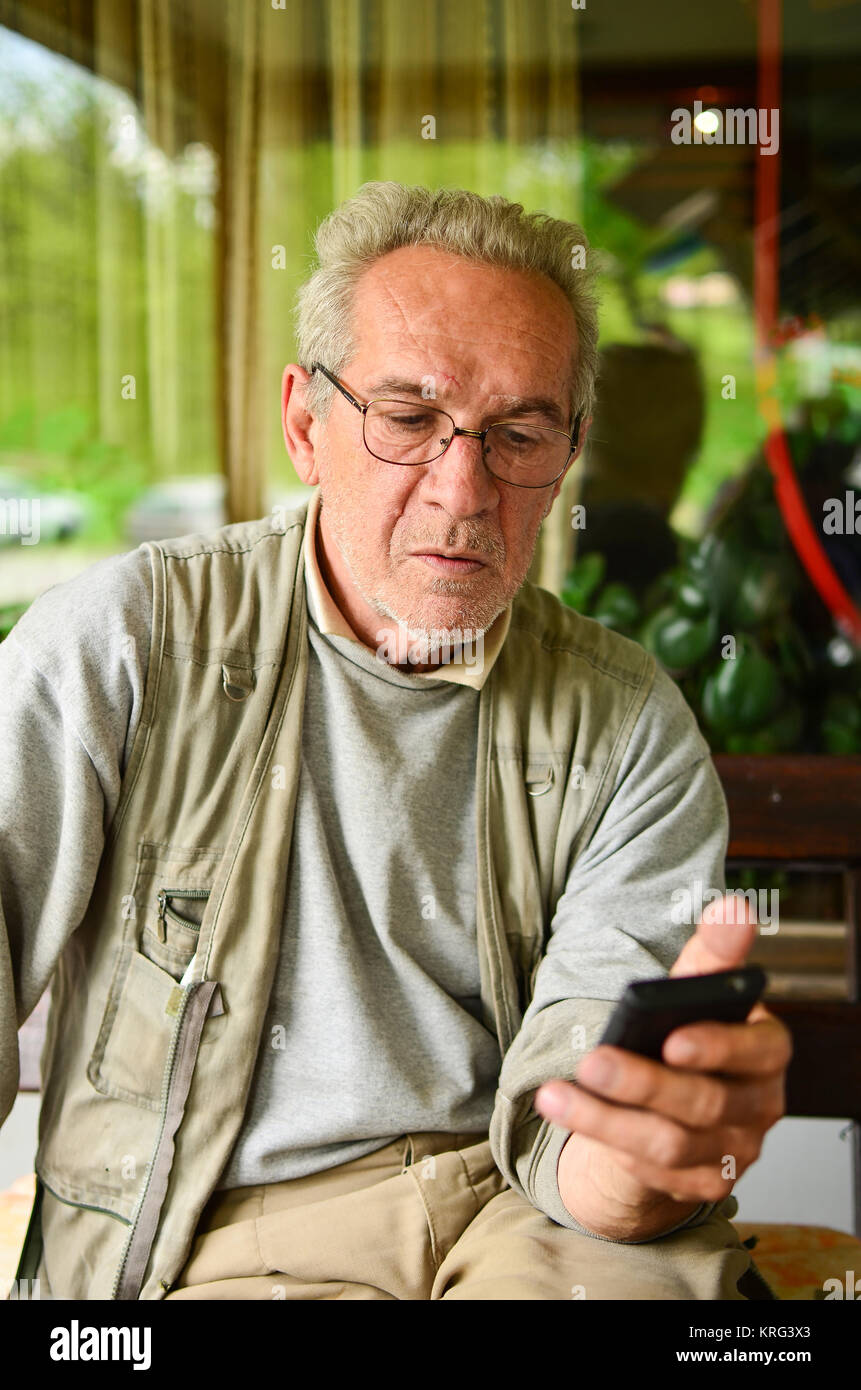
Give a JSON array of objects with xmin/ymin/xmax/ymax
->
[{"xmin": 527, "ymin": 1114, "xmax": 730, "ymax": 1244}]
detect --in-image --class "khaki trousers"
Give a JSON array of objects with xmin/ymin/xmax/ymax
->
[{"xmin": 166, "ymin": 1131, "xmax": 774, "ymax": 1301}]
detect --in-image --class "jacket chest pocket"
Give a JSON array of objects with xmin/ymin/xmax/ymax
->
[
  {"xmin": 88, "ymin": 843, "xmax": 222, "ymax": 1109},
  {"xmin": 141, "ymin": 885, "xmax": 211, "ymax": 981}
]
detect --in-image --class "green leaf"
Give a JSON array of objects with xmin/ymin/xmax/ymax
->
[
  {"xmin": 701, "ymin": 638, "xmax": 784, "ymax": 734},
  {"xmin": 561, "ymin": 551, "xmax": 606, "ymax": 612}
]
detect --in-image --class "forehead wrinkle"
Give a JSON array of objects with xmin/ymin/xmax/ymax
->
[
  {"xmin": 355, "ymin": 273, "xmax": 426, "ymax": 356},
  {"xmin": 355, "ymin": 269, "xmax": 575, "ymax": 404},
  {"xmin": 364, "ymin": 324, "xmax": 569, "ymax": 384},
  {"xmin": 363, "ymin": 265, "xmax": 572, "ymax": 356}
]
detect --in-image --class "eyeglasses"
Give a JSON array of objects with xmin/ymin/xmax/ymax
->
[{"xmin": 310, "ymin": 363, "xmax": 581, "ymax": 490}]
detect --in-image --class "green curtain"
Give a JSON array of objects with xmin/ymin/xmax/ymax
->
[{"xmin": 0, "ymin": 0, "xmax": 587, "ymax": 590}]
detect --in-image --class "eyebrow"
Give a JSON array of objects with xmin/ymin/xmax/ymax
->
[{"xmin": 363, "ymin": 378, "xmax": 569, "ymax": 431}]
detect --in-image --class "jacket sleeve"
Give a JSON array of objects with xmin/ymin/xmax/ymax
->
[
  {"xmin": 489, "ymin": 664, "xmax": 733, "ymax": 1243},
  {"xmin": 0, "ymin": 550, "xmax": 151, "ymax": 1133}
]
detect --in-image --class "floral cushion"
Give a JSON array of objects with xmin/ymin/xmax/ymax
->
[
  {"xmin": 733, "ymin": 1221, "xmax": 861, "ymax": 1301},
  {"xmin": 0, "ymin": 1173, "xmax": 35, "ymax": 1297}
]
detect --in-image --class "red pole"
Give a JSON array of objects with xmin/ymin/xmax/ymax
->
[{"xmin": 755, "ymin": 0, "xmax": 861, "ymax": 643}]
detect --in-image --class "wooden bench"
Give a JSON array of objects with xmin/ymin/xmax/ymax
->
[{"xmin": 716, "ymin": 754, "xmax": 861, "ymax": 1299}]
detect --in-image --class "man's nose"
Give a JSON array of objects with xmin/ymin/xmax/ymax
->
[{"xmin": 421, "ymin": 431, "xmax": 498, "ymax": 517}]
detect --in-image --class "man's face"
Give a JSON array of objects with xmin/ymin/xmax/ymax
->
[{"xmin": 288, "ymin": 244, "xmax": 583, "ymax": 645}]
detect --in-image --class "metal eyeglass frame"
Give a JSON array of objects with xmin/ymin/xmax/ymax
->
[{"xmin": 310, "ymin": 362, "xmax": 581, "ymax": 490}]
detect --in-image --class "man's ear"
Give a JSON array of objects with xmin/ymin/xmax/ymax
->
[{"xmin": 281, "ymin": 364, "xmax": 319, "ymax": 485}]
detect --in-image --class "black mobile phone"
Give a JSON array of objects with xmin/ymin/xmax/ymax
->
[{"xmin": 597, "ymin": 965, "xmax": 767, "ymax": 1062}]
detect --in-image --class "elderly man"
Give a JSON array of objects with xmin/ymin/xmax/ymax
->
[{"xmin": 1, "ymin": 182, "xmax": 789, "ymax": 1301}]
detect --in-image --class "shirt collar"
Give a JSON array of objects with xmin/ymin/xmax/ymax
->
[{"xmin": 302, "ymin": 486, "xmax": 511, "ymax": 690}]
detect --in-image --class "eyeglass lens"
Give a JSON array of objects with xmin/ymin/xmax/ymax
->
[{"xmin": 363, "ymin": 400, "xmax": 570, "ymax": 486}]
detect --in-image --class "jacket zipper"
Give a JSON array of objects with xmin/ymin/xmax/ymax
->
[
  {"xmin": 156, "ymin": 887, "xmax": 210, "ymax": 942},
  {"xmin": 110, "ymin": 981, "xmax": 193, "ymax": 1298}
]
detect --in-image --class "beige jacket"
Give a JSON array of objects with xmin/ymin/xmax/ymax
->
[{"xmin": 7, "ymin": 500, "xmax": 717, "ymax": 1299}]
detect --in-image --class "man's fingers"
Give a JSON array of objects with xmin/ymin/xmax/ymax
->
[
  {"xmin": 605, "ymin": 1146, "xmax": 739, "ymax": 1206},
  {"xmin": 661, "ymin": 1006, "xmax": 792, "ymax": 1076},
  {"xmin": 534, "ymin": 1078, "xmax": 760, "ymax": 1171},
  {"xmin": 575, "ymin": 1042, "xmax": 787, "ymax": 1129}
]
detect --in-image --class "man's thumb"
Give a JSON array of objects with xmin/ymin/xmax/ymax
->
[{"xmin": 670, "ymin": 893, "xmax": 756, "ymax": 978}]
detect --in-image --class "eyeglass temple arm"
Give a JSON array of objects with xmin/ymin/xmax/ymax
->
[{"xmin": 310, "ymin": 362, "xmax": 366, "ymax": 414}]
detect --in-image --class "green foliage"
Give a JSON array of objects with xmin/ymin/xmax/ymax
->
[
  {"xmin": 561, "ymin": 422, "xmax": 861, "ymax": 754},
  {"xmin": 0, "ymin": 402, "xmax": 150, "ymax": 545},
  {"xmin": 0, "ymin": 36, "xmax": 217, "ymax": 527}
]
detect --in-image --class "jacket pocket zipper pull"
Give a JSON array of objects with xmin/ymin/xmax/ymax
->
[{"xmin": 156, "ymin": 890, "xmax": 168, "ymax": 943}]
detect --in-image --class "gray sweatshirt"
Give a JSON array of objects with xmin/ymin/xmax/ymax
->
[{"xmin": 1, "ymin": 541, "xmax": 727, "ymax": 1197}]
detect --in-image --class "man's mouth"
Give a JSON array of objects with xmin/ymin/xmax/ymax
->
[{"xmin": 409, "ymin": 550, "xmax": 488, "ymax": 575}]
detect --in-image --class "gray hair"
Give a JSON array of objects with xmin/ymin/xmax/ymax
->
[{"xmin": 295, "ymin": 181, "xmax": 601, "ymax": 429}]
